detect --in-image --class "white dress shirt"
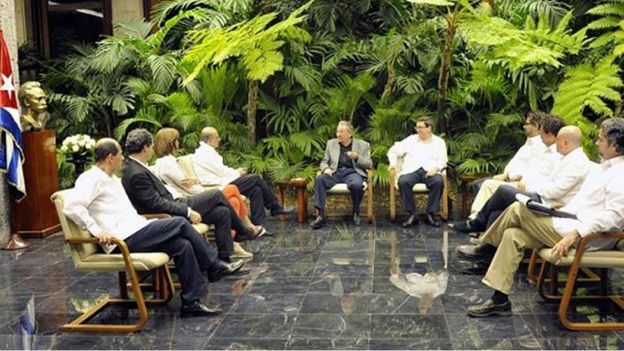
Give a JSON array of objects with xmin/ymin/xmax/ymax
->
[
  {"xmin": 522, "ymin": 144, "xmax": 560, "ymax": 190},
  {"xmin": 504, "ymin": 135, "xmax": 546, "ymax": 179},
  {"xmin": 152, "ymin": 155, "xmax": 204, "ymax": 196},
  {"xmin": 387, "ymin": 134, "xmax": 448, "ymax": 176},
  {"xmin": 526, "ymin": 147, "xmax": 592, "ymax": 206},
  {"xmin": 63, "ymin": 166, "xmax": 152, "ymax": 254},
  {"xmin": 192, "ymin": 142, "xmax": 240, "ymax": 186},
  {"xmin": 553, "ymin": 155, "xmax": 624, "ymax": 250}
]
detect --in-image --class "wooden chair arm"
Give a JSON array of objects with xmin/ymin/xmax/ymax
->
[
  {"xmin": 65, "ymin": 237, "xmax": 142, "ymax": 271},
  {"xmin": 571, "ymin": 231, "xmax": 624, "ymax": 263},
  {"xmin": 141, "ymin": 213, "xmax": 172, "ymax": 220}
]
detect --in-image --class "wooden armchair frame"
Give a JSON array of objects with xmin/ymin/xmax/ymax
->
[
  {"xmin": 52, "ymin": 190, "xmax": 174, "ymax": 333},
  {"xmin": 535, "ymin": 232, "xmax": 624, "ymax": 331},
  {"xmin": 324, "ymin": 169, "xmax": 375, "ymax": 223},
  {"xmin": 389, "ymin": 157, "xmax": 449, "ymax": 222}
]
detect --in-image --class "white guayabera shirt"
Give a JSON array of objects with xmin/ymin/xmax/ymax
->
[{"xmin": 63, "ymin": 166, "xmax": 152, "ymax": 253}]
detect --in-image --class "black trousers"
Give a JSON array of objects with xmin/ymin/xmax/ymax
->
[
  {"xmin": 120, "ymin": 217, "xmax": 220, "ymax": 304},
  {"xmin": 313, "ymin": 168, "xmax": 365, "ymax": 215},
  {"xmin": 230, "ymin": 174, "xmax": 279, "ymax": 225},
  {"xmin": 398, "ymin": 168, "xmax": 443, "ymax": 215},
  {"xmin": 178, "ymin": 189, "xmax": 254, "ymax": 260},
  {"xmin": 474, "ymin": 184, "xmax": 541, "ymax": 230}
]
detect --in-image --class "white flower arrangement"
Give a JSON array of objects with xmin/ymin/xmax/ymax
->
[{"xmin": 60, "ymin": 134, "xmax": 96, "ymax": 157}]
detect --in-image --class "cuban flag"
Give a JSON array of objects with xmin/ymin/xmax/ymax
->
[{"xmin": 0, "ymin": 30, "xmax": 25, "ymax": 201}]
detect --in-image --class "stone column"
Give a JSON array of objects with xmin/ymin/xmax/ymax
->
[{"xmin": 0, "ymin": 0, "xmax": 20, "ymax": 242}]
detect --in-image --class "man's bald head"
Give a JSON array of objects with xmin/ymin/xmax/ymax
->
[
  {"xmin": 94, "ymin": 138, "xmax": 121, "ymax": 162},
  {"xmin": 556, "ymin": 126, "xmax": 583, "ymax": 155}
]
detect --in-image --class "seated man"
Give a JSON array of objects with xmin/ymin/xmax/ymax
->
[
  {"xmin": 121, "ymin": 128, "xmax": 259, "ymax": 262},
  {"xmin": 458, "ymin": 118, "xmax": 624, "ymax": 317},
  {"xmin": 469, "ymin": 111, "xmax": 547, "ymax": 217},
  {"xmin": 387, "ymin": 116, "xmax": 448, "ymax": 228},
  {"xmin": 453, "ymin": 119, "xmax": 593, "ymax": 234},
  {"xmin": 192, "ymin": 127, "xmax": 292, "ymax": 225},
  {"xmin": 311, "ymin": 120, "xmax": 373, "ymax": 229},
  {"xmin": 63, "ymin": 138, "xmax": 244, "ymax": 317}
]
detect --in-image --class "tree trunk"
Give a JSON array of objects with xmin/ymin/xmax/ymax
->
[
  {"xmin": 247, "ymin": 79, "xmax": 259, "ymax": 145},
  {"xmin": 437, "ymin": 11, "xmax": 458, "ymax": 135},
  {"xmin": 380, "ymin": 60, "xmax": 396, "ymax": 107}
]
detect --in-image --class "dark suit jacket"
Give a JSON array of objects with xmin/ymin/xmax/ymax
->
[{"xmin": 121, "ymin": 158, "xmax": 189, "ymax": 217}]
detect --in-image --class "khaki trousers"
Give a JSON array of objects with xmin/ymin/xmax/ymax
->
[
  {"xmin": 469, "ymin": 180, "xmax": 517, "ymax": 219},
  {"xmin": 479, "ymin": 202, "xmax": 562, "ymax": 294}
]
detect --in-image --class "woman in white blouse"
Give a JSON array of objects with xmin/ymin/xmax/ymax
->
[{"xmin": 152, "ymin": 128, "xmax": 263, "ymax": 258}]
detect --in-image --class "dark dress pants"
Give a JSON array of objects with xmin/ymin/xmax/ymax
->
[
  {"xmin": 122, "ymin": 217, "xmax": 220, "ymax": 304},
  {"xmin": 230, "ymin": 174, "xmax": 280, "ymax": 225},
  {"xmin": 313, "ymin": 168, "xmax": 365, "ymax": 215},
  {"xmin": 181, "ymin": 189, "xmax": 255, "ymax": 260},
  {"xmin": 474, "ymin": 184, "xmax": 541, "ymax": 230},
  {"xmin": 397, "ymin": 168, "xmax": 443, "ymax": 215}
]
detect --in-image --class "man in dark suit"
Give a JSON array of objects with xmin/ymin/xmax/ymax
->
[
  {"xmin": 311, "ymin": 121, "xmax": 374, "ymax": 229},
  {"xmin": 121, "ymin": 128, "xmax": 258, "ymax": 261}
]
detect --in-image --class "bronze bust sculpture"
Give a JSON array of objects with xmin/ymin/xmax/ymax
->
[{"xmin": 18, "ymin": 81, "xmax": 49, "ymax": 131}]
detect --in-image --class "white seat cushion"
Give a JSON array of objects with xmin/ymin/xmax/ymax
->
[
  {"xmin": 393, "ymin": 183, "xmax": 429, "ymax": 192},
  {"xmin": 538, "ymin": 248, "xmax": 624, "ymax": 268},
  {"xmin": 327, "ymin": 182, "xmax": 368, "ymax": 194},
  {"xmin": 77, "ymin": 252, "xmax": 170, "ymax": 271}
]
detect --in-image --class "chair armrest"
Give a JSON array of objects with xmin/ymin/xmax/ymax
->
[
  {"xmin": 65, "ymin": 237, "xmax": 132, "ymax": 257},
  {"xmin": 65, "ymin": 237, "xmax": 147, "ymax": 272},
  {"xmin": 141, "ymin": 213, "xmax": 172, "ymax": 220},
  {"xmin": 570, "ymin": 231, "xmax": 624, "ymax": 264}
]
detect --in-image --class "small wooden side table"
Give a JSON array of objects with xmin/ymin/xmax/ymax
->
[{"xmin": 276, "ymin": 178, "xmax": 310, "ymax": 223}]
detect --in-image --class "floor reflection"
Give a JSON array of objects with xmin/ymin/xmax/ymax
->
[{"xmin": 0, "ymin": 220, "xmax": 622, "ymax": 350}]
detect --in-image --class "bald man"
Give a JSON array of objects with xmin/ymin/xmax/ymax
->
[
  {"xmin": 192, "ymin": 127, "xmax": 292, "ymax": 225},
  {"xmin": 453, "ymin": 124, "xmax": 594, "ymax": 243}
]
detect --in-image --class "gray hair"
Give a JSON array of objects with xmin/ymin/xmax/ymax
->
[
  {"xmin": 337, "ymin": 121, "xmax": 353, "ymax": 134},
  {"xmin": 125, "ymin": 128, "xmax": 153, "ymax": 154},
  {"xmin": 200, "ymin": 127, "xmax": 218, "ymax": 143},
  {"xmin": 601, "ymin": 118, "xmax": 624, "ymax": 155},
  {"xmin": 94, "ymin": 138, "xmax": 120, "ymax": 162}
]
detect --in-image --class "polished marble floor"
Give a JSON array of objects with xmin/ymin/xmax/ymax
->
[{"xmin": 1, "ymin": 218, "xmax": 624, "ymax": 349}]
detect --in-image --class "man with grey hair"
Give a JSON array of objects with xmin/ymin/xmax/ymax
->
[
  {"xmin": 462, "ymin": 118, "xmax": 624, "ymax": 318},
  {"xmin": 121, "ymin": 128, "xmax": 259, "ymax": 262},
  {"xmin": 191, "ymin": 126, "xmax": 292, "ymax": 225},
  {"xmin": 311, "ymin": 120, "xmax": 373, "ymax": 229}
]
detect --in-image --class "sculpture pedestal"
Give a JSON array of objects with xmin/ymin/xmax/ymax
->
[{"xmin": 11, "ymin": 130, "xmax": 60, "ymax": 238}]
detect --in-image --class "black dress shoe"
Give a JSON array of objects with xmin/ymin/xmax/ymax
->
[
  {"xmin": 180, "ymin": 300, "xmax": 222, "ymax": 317},
  {"xmin": 449, "ymin": 219, "xmax": 484, "ymax": 233},
  {"xmin": 456, "ymin": 243, "xmax": 497, "ymax": 261},
  {"xmin": 353, "ymin": 213, "xmax": 361, "ymax": 226},
  {"xmin": 458, "ymin": 260, "xmax": 490, "ymax": 275},
  {"xmin": 271, "ymin": 206, "xmax": 294, "ymax": 216},
  {"xmin": 310, "ymin": 216, "xmax": 326, "ymax": 230},
  {"xmin": 402, "ymin": 215, "xmax": 418, "ymax": 228},
  {"xmin": 467, "ymin": 298, "xmax": 512, "ymax": 317},
  {"xmin": 424, "ymin": 213, "xmax": 440, "ymax": 227}
]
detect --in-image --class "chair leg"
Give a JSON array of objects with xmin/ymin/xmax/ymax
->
[
  {"xmin": 62, "ymin": 265, "xmax": 173, "ymax": 333},
  {"xmin": 367, "ymin": 184, "xmax": 374, "ymax": 223},
  {"xmin": 389, "ymin": 184, "xmax": 396, "ymax": 222},
  {"xmin": 441, "ymin": 176, "xmax": 449, "ymax": 220},
  {"xmin": 526, "ymin": 249, "xmax": 540, "ymax": 285}
]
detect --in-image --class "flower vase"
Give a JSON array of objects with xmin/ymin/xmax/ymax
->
[{"xmin": 68, "ymin": 154, "xmax": 88, "ymax": 176}]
